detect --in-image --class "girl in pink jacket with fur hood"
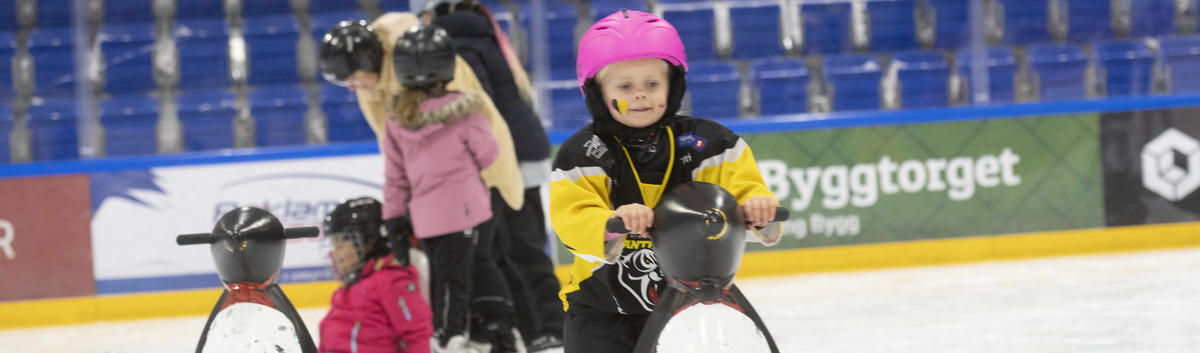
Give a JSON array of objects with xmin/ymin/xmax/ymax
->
[{"xmin": 381, "ymin": 24, "xmax": 502, "ymax": 353}]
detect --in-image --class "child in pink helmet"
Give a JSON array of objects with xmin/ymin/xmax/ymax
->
[{"xmin": 548, "ymin": 9, "xmax": 780, "ymax": 352}]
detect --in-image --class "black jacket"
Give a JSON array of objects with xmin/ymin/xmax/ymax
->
[{"xmin": 434, "ymin": 11, "xmax": 551, "ymax": 162}]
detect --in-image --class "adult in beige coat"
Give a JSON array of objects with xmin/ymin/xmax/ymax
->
[{"xmin": 322, "ymin": 12, "xmax": 524, "ymax": 211}]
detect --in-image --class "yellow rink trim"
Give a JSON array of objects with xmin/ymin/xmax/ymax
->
[{"xmin": 6, "ymin": 221, "xmax": 1200, "ymax": 330}]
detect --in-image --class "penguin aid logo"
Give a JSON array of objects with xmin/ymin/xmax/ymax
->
[
  {"xmin": 0, "ymin": 219, "xmax": 14, "ymax": 260},
  {"xmin": 1141, "ymin": 128, "xmax": 1200, "ymax": 202},
  {"xmin": 759, "ymin": 148, "xmax": 1022, "ymax": 239}
]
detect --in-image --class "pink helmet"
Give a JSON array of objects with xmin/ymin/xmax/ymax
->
[{"xmin": 576, "ymin": 10, "xmax": 688, "ymax": 88}]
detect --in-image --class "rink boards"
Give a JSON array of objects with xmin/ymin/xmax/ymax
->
[{"xmin": 6, "ymin": 95, "xmax": 1200, "ymax": 329}]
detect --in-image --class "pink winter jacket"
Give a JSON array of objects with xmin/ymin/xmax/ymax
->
[
  {"xmin": 319, "ymin": 254, "xmax": 432, "ymax": 353},
  {"xmin": 382, "ymin": 91, "xmax": 499, "ymax": 238}
]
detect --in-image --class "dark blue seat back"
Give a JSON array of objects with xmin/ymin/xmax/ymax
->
[
  {"xmin": 99, "ymin": 23, "xmax": 157, "ymax": 94},
  {"xmin": 178, "ymin": 90, "xmax": 237, "ymax": 151},
  {"xmin": 1162, "ymin": 35, "xmax": 1200, "ymax": 93},
  {"xmin": 688, "ymin": 61, "xmax": 740, "ymax": 118},
  {"xmin": 0, "ymin": 105, "xmax": 12, "ymax": 163},
  {"xmin": 105, "ymin": 0, "xmax": 155, "ymax": 24},
  {"xmin": 662, "ymin": 6, "xmax": 716, "ymax": 62},
  {"xmin": 825, "ymin": 53, "xmax": 882, "ymax": 111},
  {"xmin": 730, "ymin": 4, "xmax": 783, "ymax": 59},
  {"xmin": 1001, "ymin": 0, "xmax": 1050, "ymax": 44},
  {"xmin": 27, "ymin": 99, "xmax": 79, "ymax": 161},
  {"xmin": 928, "ymin": 0, "xmax": 967, "ymax": 48},
  {"xmin": 251, "ymin": 85, "xmax": 309, "ymax": 147},
  {"xmin": 522, "ymin": 2, "xmax": 578, "ymax": 80},
  {"xmin": 28, "ymin": 27, "xmax": 77, "ymax": 96},
  {"xmin": 244, "ymin": 15, "xmax": 301, "ymax": 86},
  {"xmin": 1095, "ymin": 39, "xmax": 1155, "ymax": 97},
  {"xmin": 752, "ymin": 58, "xmax": 809, "ymax": 116},
  {"xmin": 892, "ymin": 50, "xmax": 949, "ymax": 108},
  {"xmin": 176, "ymin": 18, "xmax": 232, "ymax": 90},
  {"xmin": 320, "ymin": 84, "xmax": 373, "ymax": 142},
  {"xmin": 549, "ymin": 86, "xmax": 590, "ymax": 130},
  {"xmin": 1129, "ymin": 0, "xmax": 1175, "ymax": 37},
  {"xmin": 1067, "ymin": 0, "xmax": 1112, "ymax": 42},
  {"xmin": 99, "ymin": 94, "xmax": 159, "ymax": 156},
  {"xmin": 868, "ymin": 0, "xmax": 917, "ymax": 52},
  {"xmin": 957, "ymin": 47, "xmax": 1018, "ymax": 103},
  {"xmin": 1028, "ymin": 43, "xmax": 1087, "ymax": 101},
  {"xmin": 802, "ymin": 2, "xmax": 852, "ymax": 55}
]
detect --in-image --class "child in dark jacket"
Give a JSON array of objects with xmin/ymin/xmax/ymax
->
[
  {"xmin": 319, "ymin": 197, "xmax": 432, "ymax": 353},
  {"xmin": 380, "ymin": 24, "xmax": 504, "ymax": 353},
  {"xmin": 549, "ymin": 10, "xmax": 780, "ymax": 353}
]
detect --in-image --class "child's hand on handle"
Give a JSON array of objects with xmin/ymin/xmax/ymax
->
[
  {"xmin": 741, "ymin": 196, "xmax": 780, "ymax": 230},
  {"xmin": 612, "ymin": 203, "xmax": 655, "ymax": 235}
]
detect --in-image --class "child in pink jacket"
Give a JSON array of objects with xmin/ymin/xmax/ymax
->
[
  {"xmin": 380, "ymin": 25, "xmax": 501, "ymax": 353},
  {"xmin": 319, "ymin": 197, "xmax": 432, "ymax": 353}
]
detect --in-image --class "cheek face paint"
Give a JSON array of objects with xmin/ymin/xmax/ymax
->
[{"xmin": 611, "ymin": 99, "xmax": 629, "ymax": 115}]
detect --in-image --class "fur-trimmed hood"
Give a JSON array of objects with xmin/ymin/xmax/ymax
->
[{"xmin": 396, "ymin": 91, "xmax": 484, "ymax": 133}]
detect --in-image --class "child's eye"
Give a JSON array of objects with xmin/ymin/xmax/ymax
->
[
  {"xmin": 617, "ymin": 83, "xmax": 632, "ymax": 90},
  {"xmin": 646, "ymin": 81, "xmax": 659, "ymax": 89}
]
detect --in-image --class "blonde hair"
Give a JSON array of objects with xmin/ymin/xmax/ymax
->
[{"xmin": 388, "ymin": 88, "xmax": 428, "ymax": 128}]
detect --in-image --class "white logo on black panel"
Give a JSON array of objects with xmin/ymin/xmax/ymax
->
[{"xmin": 1142, "ymin": 128, "xmax": 1200, "ymax": 201}]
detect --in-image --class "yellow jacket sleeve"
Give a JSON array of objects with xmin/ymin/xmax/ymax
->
[{"xmin": 692, "ymin": 138, "xmax": 776, "ymax": 203}]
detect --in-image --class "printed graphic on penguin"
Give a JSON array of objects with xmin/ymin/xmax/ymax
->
[
  {"xmin": 176, "ymin": 206, "xmax": 320, "ymax": 353},
  {"xmin": 608, "ymin": 182, "xmax": 785, "ymax": 353}
]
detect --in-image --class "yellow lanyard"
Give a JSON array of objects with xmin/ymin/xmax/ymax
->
[{"xmin": 615, "ymin": 127, "xmax": 675, "ymax": 208}]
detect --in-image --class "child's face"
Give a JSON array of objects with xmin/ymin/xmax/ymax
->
[
  {"xmin": 329, "ymin": 236, "xmax": 362, "ymax": 279},
  {"xmin": 597, "ymin": 58, "xmax": 671, "ymax": 129}
]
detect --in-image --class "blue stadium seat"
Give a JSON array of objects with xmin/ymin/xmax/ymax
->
[
  {"xmin": 957, "ymin": 47, "xmax": 1018, "ymax": 104},
  {"xmin": 730, "ymin": 3, "xmax": 783, "ymax": 59},
  {"xmin": 1162, "ymin": 35, "xmax": 1200, "ymax": 93},
  {"xmin": 250, "ymin": 85, "xmax": 309, "ymax": 147},
  {"xmin": 37, "ymin": 0, "xmax": 71, "ymax": 27},
  {"xmin": 99, "ymin": 23, "xmax": 157, "ymax": 94},
  {"xmin": 752, "ymin": 58, "xmax": 809, "ymax": 116},
  {"xmin": 0, "ymin": 31, "xmax": 14, "ymax": 99},
  {"xmin": 105, "ymin": 0, "xmax": 155, "ymax": 24},
  {"xmin": 243, "ymin": 0, "xmax": 292, "ymax": 17},
  {"xmin": 662, "ymin": 5, "xmax": 717, "ymax": 62},
  {"xmin": 929, "ymin": 0, "xmax": 967, "ymax": 48},
  {"xmin": 26, "ymin": 99, "xmax": 79, "ymax": 161},
  {"xmin": 178, "ymin": 90, "xmax": 237, "ymax": 151},
  {"xmin": 522, "ymin": 1, "xmax": 578, "ymax": 80},
  {"xmin": 868, "ymin": 0, "xmax": 917, "ymax": 52},
  {"xmin": 320, "ymin": 84, "xmax": 373, "ymax": 142},
  {"xmin": 244, "ymin": 15, "xmax": 302, "ymax": 86},
  {"xmin": 687, "ymin": 61, "xmax": 740, "ymax": 118},
  {"xmin": 176, "ymin": 18, "xmax": 232, "ymax": 90},
  {"xmin": 380, "ymin": 0, "xmax": 412, "ymax": 13},
  {"xmin": 1067, "ymin": 0, "xmax": 1112, "ymax": 42},
  {"xmin": 825, "ymin": 53, "xmax": 882, "ymax": 112},
  {"xmin": 1094, "ymin": 39, "xmax": 1154, "ymax": 97},
  {"xmin": 1001, "ymin": 0, "xmax": 1050, "ymax": 44},
  {"xmin": 311, "ymin": 0, "xmax": 365, "ymax": 13},
  {"xmin": 28, "ymin": 27, "xmax": 77, "ymax": 96},
  {"xmin": 1028, "ymin": 43, "xmax": 1087, "ymax": 101},
  {"xmin": 892, "ymin": 50, "xmax": 949, "ymax": 108},
  {"xmin": 177, "ymin": 1, "xmax": 227, "ymax": 20},
  {"xmin": 0, "ymin": 3, "xmax": 15, "ymax": 32},
  {"xmin": 802, "ymin": 2, "xmax": 852, "ymax": 55},
  {"xmin": 0, "ymin": 105, "xmax": 11, "ymax": 163},
  {"xmin": 99, "ymin": 94, "xmax": 159, "ymax": 156},
  {"xmin": 549, "ymin": 86, "xmax": 589, "ymax": 130},
  {"xmin": 1129, "ymin": 0, "xmax": 1175, "ymax": 37}
]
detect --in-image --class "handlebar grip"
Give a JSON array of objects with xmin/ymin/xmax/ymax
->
[
  {"xmin": 176, "ymin": 233, "xmax": 213, "ymax": 245},
  {"xmin": 773, "ymin": 207, "xmax": 790, "ymax": 222},
  {"xmin": 284, "ymin": 227, "xmax": 320, "ymax": 239},
  {"xmin": 606, "ymin": 218, "xmax": 630, "ymax": 234}
]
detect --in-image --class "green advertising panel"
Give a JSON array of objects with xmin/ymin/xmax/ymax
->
[{"xmin": 743, "ymin": 113, "xmax": 1105, "ymax": 250}]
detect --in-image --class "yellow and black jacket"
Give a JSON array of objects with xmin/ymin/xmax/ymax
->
[{"xmin": 550, "ymin": 115, "xmax": 775, "ymax": 316}]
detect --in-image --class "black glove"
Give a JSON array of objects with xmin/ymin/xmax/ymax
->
[{"xmin": 384, "ymin": 217, "xmax": 414, "ymax": 266}]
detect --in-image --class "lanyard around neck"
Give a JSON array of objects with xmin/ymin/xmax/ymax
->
[{"xmin": 614, "ymin": 126, "xmax": 676, "ymax": 208}]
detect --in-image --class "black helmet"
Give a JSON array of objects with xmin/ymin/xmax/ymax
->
[
  {"xmin": 323, "ymin": 197, "xmax": 389, "ymax": 285},
  {"xmin": 392, "ymin": 24, "xmax": 456, "ymax": 87},
  {"xmin": 319, "ymin": 20, "xmax": 384, "ymax": 86}
]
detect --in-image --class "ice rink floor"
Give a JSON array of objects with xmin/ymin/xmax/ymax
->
[{"xmin": 3, "ymin": 247, "xmax": 1199, "ymax": 352}]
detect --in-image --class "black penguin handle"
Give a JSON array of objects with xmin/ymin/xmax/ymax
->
[
  {"xmin": 605, "ymin": 208, "xmax": 791, "ymax": 234},
  {"xmin": 176, "ymin": 233, "xmax": 214, "ymax": 245},
  {"xmin": 284, "ymin": 227, "xmax": 321, "ymax": 239}
]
